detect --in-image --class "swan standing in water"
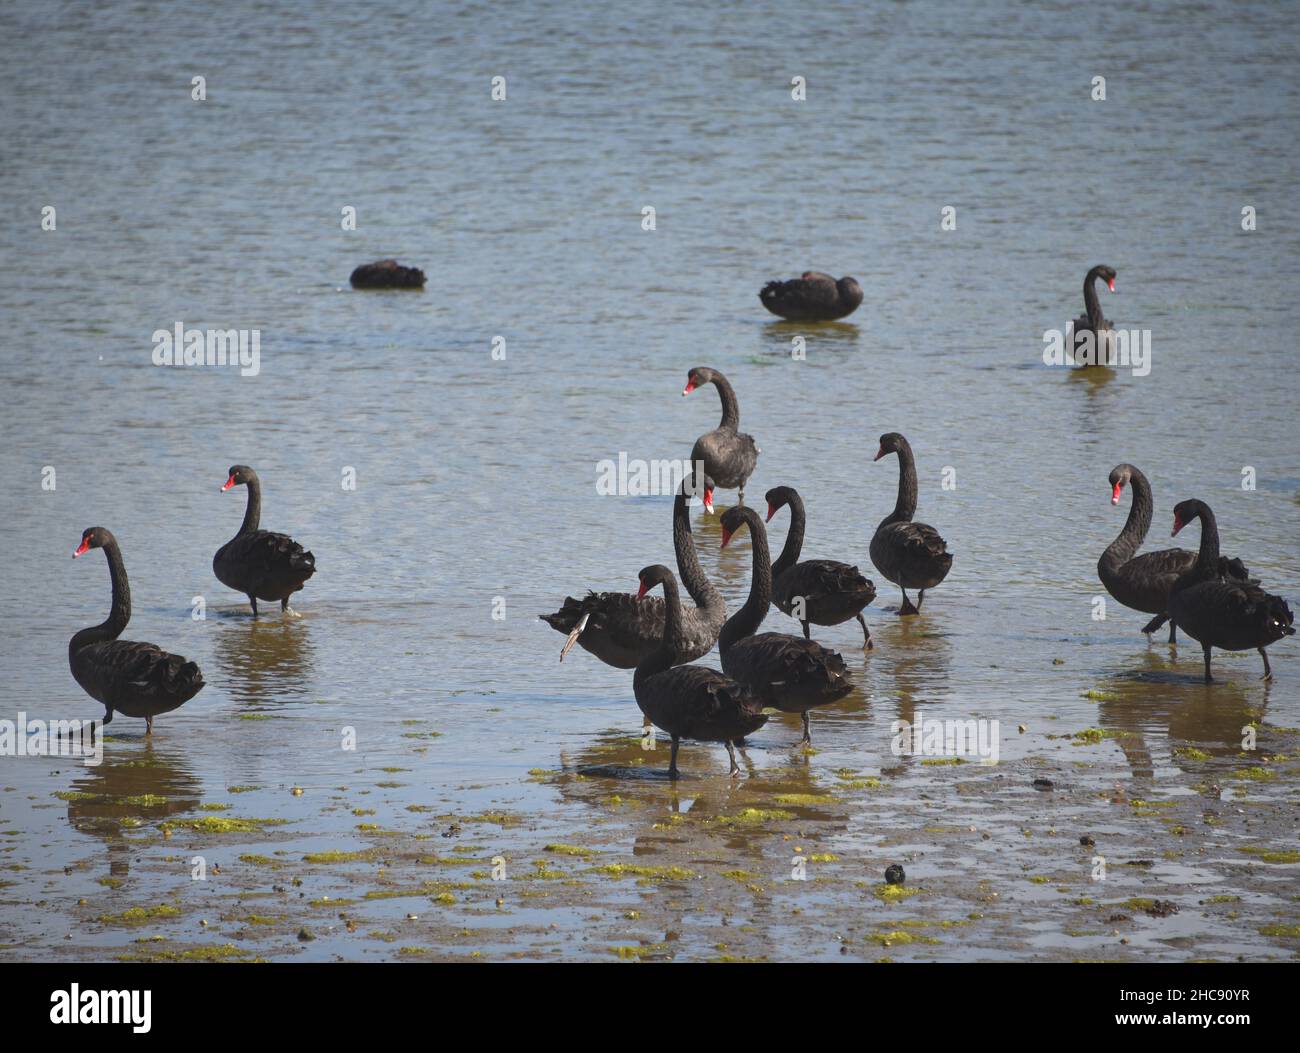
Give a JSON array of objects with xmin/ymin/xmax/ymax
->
[
  {"xmin": 869, "ymin": 433, "xmax": 952, "ymax": 614},
  {"xmin": 682, "ymin": 367, "xmax": 759, "ymax": 512},
  {"xmin": 213, "ymin": 465, "xmax": 316, "ymax": 616}
]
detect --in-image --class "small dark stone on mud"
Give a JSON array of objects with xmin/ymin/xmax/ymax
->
[
  {"xmin": 298, "ymin": 927, "xmax": 316, "ymax": 942},
  {"xmin": 1124, "ymin": 859, "xmax": 1155, "ymax": 868},
  {"xmin": 1143, "ymin": 900, "xmax": 1179, "ymax": 918},
  {"xmin": 1080, "ymin": 835, "xmax": 1095, "ymax": 847},
  {"xmin": 1032, "ymin": 778, "xmax": 1054, "ymax": 791},
  {"xmin": 1106, "ymin": 913, "xmax": 1131, "ymax": 923},
  {"xmin": 442, "ymin": 823, "xmax": 461, "ymax": 838},
  {"xmin": 884, "ymin": 864, "xmax": 905, "ymax": 885}
]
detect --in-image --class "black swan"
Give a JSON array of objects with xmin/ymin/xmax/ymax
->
[
  {"xmin": 540, "ymin": 479, "xmax": 725, "ymax": 666},
  {"xmin": 682, "ymin": 367, "xmax": 760, "ymax": 511},
  {"xmin": 759, "ymin": 272, "xmax": 863, "ymax": 322},
  {"xmin": 766, "ymin": 485, "xmax": 876, "ymax": 649},
  {"xmin": 1071, "ymin": 264, "xmax": 1117, "ymax": 366},
  {"xmin": 349, "ymin": 259, "xmax": 426, "ymax": 289},
  {"xmin": 633, "ymin": 564, "xmax": 767, "ymax": 778},
  {"xmin": 869, "ymin": 433, "xmax": 952, "ymax": 614},
  {"xmin": 71, "ymin": 527, "xmax": 204, "ymax": 733},
  {"xmin": 214, "ymin": 466, "xmax": 316, "ymax": 615},
  {"xmin": 719, "ymin": 507, "xmax": 852, "ymax": 743},
  {"xmin": 1168, "ymin": 500, "xmax": 1294, "ymax": 681},
  {"xmin": 1098, "ymin": 463, "xmax": 1250, "ymax": 642}
]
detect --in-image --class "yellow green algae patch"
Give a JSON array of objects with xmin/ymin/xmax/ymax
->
[
  {"xmin": 197, "ymin": 803, "xmax": 231, "ymax": 811},
  {"xmin": 543, "ymin": 844, "xmax": 597, "ymax": 856},
  {"xmin": 163, "ymin": 817, "xmax": 288, "ymax": 834},
  {"xmin": 871, "ymin": 929, "xmax": 940, "ymax": 946},
  {"xmin": 117, "ymin": 943, "xmax": 256, "ymax": 963},
  {"xmin": 238, "ymin": 854, "xmax": 279, "ymax": 865},
  {"xmin": 302, "ymin": 849, "xmax": 380, "ymax": 864},
  {"xmin": 1174, "ymin": 747, "xmax": 1211, "ymax": 761},
  {"xmin": 772, "ymin": 793, "xmax": 836, "ymax": 805},
  {"xmin": 98, "ymin": 903, "xmax": 181, "ymax": 926},
  {"xmin": 1230, "ymin": 766, "xmax": 1275, "ymax": 782},
  {"xmin": 711, "ymin": 808, "xmax": 794, "ymax": 826},
  {"xmin": 1240, "ymin": 847, "xmax": 1300, "ymax": 864},
  {"xmin": 872, "ymin": 883, "xmax": 922, "ymax": 902},
  {"xmin": 226, "ymin": 785, "xmax": 260, "ymax": 793},
  {"xmin": 1260, "ymin": 924, "xmax": 1300, "ymax": 938},
  {"xmin": 594, "ymin": 863, "xmax": 695, "ymax": 881}
]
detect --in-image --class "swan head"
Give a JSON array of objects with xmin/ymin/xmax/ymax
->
[
  {"xmin": 874, "ymin": 432, "xmax": 908, "ymax": 461},
  {"xmin": 1094, "ymin": 265, "xmax": 1117, "ymax": 293},
  {"xmin": 73, "ymin": 526, "xmax": 114, "ymax": 558},
  {"xmin": 221, "ymin": 464, "xmax": 256, "ymax": 492},
  {"xmin": 1108, "ymin": 463, "xmax": 1135, "ymax": 505},
  {"xmin": 764, "ymin": 485, "xmax": 798, "ymax": 523},
  {"xmin": 719, "ymin": 505, "xmax": 759, "ymax": 549},
  {"xmin": 682, "ymin": 366, "xmax": 717, "ymax": 397},
  {"xmin": 1170, "ymin": 498, "xmax": 1208, "ymax": 537},
  {"xmin": 636, "ymin": 564, "xmax": 674, "ymax": 600}
]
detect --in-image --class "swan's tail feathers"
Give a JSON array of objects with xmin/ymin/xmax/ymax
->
[
  {"xmin": 559, "ymin": 612, "xmax": 590, "ymax": 662},
  {"xmin": 1266, "ymin": 595, "xmax": 1295, "ymax": 639}
]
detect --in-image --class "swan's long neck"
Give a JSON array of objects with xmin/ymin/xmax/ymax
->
[
  {"xmin": 712, "ymin": 375, "xmax": 740, "ymax": 431},
  {"xmin": 1099, "ymin": 468, "xmax": 1152, "ymax": 575},
  {"xmin": 634, "ymin": 575, "xmax": 686, "ymax": 687},
  {"xmin": 673, "ymin": 487, "xmax": 722, "ymax": 613},
  {"xmin": 770, "ymin": 493, "xmax": 806, "ymax": 580},
  {"xmin": 885, "ymin": 444, "xmax": 918, "ymax": 525},
  {"xmin": 237, "ymin": 475, "xmax": 262, "ymax": 536},
  {"xmin": 1191, "ymin": 504, "xmax": 1220, "ymax": 570},
  {"xmin": 70, "ymin": 540, "xmax": 131, "ymax": 656},
  {"xmin": 720, "ymin": 510, "xmax": 772, "ymax": 652},
  {"xmin": 1083, "ymin": 268, "xmax": 1104, "ymax": 330}
]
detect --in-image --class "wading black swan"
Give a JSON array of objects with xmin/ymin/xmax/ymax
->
[
  {"xmin": 682, "ymin": 367, "xmax": 760, "ymax": 511},
  {"xmin": 633, "ymin": 564, "xmax": 767, "ymax": 778},
  {"xmin": 1072, "ymin": 264, "xmax": 1117, "ymax": 366},
  {"xmin": 719, "ymin": 507, "xmax": 852, "ymax": 744},
  {"xmin": 869, "ymin": 433, "xmax": 952, "ymax": 615},
  {"xmin": 71, "ymin": 528, "xmax": 205, "ymax": 733},
  {"xmin": 349, "ymin": 259, "xmax": 426, "ymax": 289},
  {"xmin": 540, "ymin": 479, "xmax": 725, "ymax": 666},
  {"xmin": 766, "ymin": 485, "xmax": 876, "ymax": 649},
  {"xmin": 759, "ymin": 272, "xmax": 863, "ymax": 322},
  {"xmin": 214, "ymin": 466, "xmax": 316, "ymax": 616},
  {"xmin": 1167, "ymin": 500, "xmax": 1293, "ymax": 681},
  {"xmin": 1098, "ymin": 464, "xmax": 1250, "ymax": 643}
]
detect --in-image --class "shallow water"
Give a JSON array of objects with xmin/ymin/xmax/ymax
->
[{"xmin": 1, "ymin": 0, "xmax": 1298, "ymax": 961}]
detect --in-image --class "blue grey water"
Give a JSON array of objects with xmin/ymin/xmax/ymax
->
[{"xmin": 0, "ymin": 0, "xmax": 1297, "ymax": 960}]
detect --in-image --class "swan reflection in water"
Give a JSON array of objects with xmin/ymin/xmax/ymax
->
[{"xmin": 212, "ymin": 615, "xmax": 315, "ymax": 706}]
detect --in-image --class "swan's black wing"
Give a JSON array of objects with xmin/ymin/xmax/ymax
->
[
  {"xmin": 776, "ymin": 559, "xmax": 875, "ymax": 608},
  {"xmin": 540, "ymin": 591, "xmax": 665, "ymax": 649},
  {"xmin": 72, "ymin": 640, "xmax": 205, "ymax": 711},
  {"xmin": 723, "ymin": 632, "xmax": 851, "ymax": 710},
  {"xmin": 637, "ymin": 664, "xmax": 767, "ymax": 742}
]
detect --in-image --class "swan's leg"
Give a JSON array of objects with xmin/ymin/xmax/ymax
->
[
  {"xmin": 558, "ymin": 612, "xmax": 590, "ymax": 662},
  {"xmin": 1259, "ymin": 647, "xmax": 1272, "ymax": 681},
  {"xmin": 899, "ymin": 589, "xmax": 918, "ymax": 616},
  {"xmin": 1140, "ymin": 613, "xmax": 1166, "ymax": 636},
  {"xmin": 800, "ymin": 712, "xmax": 812, "ymax": 744},
  {"xmin": 857, "ymin": 613, "xmax": 873, "ymax": 650},
  {"xmin": 145, "ymin": 715, "xmax": 153, "ymax": 736},
  {"xmin": 102, "ymin": 708, "xmax": 114, "ymax": 727},
  {"xmin": 801, "ymin": 620, "xmax": 811, "ymax": 641},
  {"xmin": 916, "ymin": 589, "xmax": 926, "ymax": 611},
  {"xmin": 1202, "ymin": 647, "xmax": 1213, "ymax": 682},
  {"xmin": 281, "ymin": 597, "xmax": 300, "ymax": 617},
  {"xmin": 668, "ymin": 736, "xmax": 681, "ymax": 779},
  {"xmin": 737, "ymin": 483, "xmax": 745, "ymax": 507},
  {"xmin": 1169, "ymin": 621, "xmax": 1177, "ymax": 644},
  {"xmin": 725, "ymin": 739, "xmax": 740, "ymax": 776},
  {"xmin": 248, "ymin": 595, "xmax": 259, "ymax": 617}
]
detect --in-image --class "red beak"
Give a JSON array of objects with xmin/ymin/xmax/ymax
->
[
  {"xmin": 765, "ymin": 502, "xmax": 776, "ymax": 522},
  {"xmin": 636, "ymin": 581, "xmax": 649, "ymax": 600},
  {"xmin": 73, "ymin": 538, "xmax": 90, "ymax": 558},
  {"xmin": 1107, "ymin": 277, "xmax": 1115, "ymax": 292},
  {"xmin": 221, "ymin": 475, "xmax": 236, "ymax": 492},
  {"xmin": 1111, "ymin": 482, "xmax": 1122, "ymax": 505},
  {"xmin": 720, "ymin": 526, "xmax": 733, "ymax": 548},
  {"xmin": 703, "ymin": 488, "xmax": 714, "ymax": 513},
  {"xmin": 682, "ymin": 381, "xmax": 696, "ymax": 396},
  {"xmin": 873, "ymin": 446, "xmax": 885, "ymax": 461},
  {"xmin": 1172, "ymin": 514, "xmax": 1184, "ymax": 536}
]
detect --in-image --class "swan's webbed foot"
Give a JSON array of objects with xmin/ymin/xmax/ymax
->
[
  {"xmin": 1203, "ymin": 649, "xmax": 1214, "ymax": 682},
  {"xmin": 898, "ymin": 590, "xmax": 919, "ymax": 616},
  {"xmin": 281, "ymin": 598, "xmax": 301, "ymax": 618},
  {"xmin": 857, "ymin": 613, "xmax": 873, "ymax": 650},
  {"xmin": 558, "ymin": 612, "xmax": 589, "ymax": 662}
]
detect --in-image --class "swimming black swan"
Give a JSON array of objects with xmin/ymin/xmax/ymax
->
[
  {"xmin": 1168, "ymin": 500, "xmax": 1294, "ymax": 681},
  {"xmin": 759, "ymin": 272, "xmax": 863, "ymax": 322},
  {"xmin": 1098, "ymin": 463, "xmax": 1250, "ymax": 643},
  {"xmin": 214, "ymin": 466, "xmax": 316, "ymax": 615},
  {"xmin": 869, "ymin": 433, "xmax": 952, "ymax": 614},
  {"xmin": 71, "ymin": 527, "xmax": 204, "ymax": 733},
  {"xmin": 349, "ymin": 259, "xmax": 426, "ymax": 289},
  {"xmin": 540, "ymin": 479, "xmax": 725, "ymax": 666},
  {"xmin": 719, "ymin": 507, "xmax": 852, "ymax": 743},
  {"xmin": 1071, "ymin": 264, "xmax": 1117, "ymax": 366},
  {"xmin": 766, "ymin": 485, "xmax": 876, "ymax": 649},
  {"xmin": 682, "ymin": 367, "xmax": 760, "ymax": 511},
  {"xmin": 633, "ymin": 564, "xmax": 767, "ymax": 777}
]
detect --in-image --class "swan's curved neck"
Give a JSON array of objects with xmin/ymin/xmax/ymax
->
[
  {"xmin": 237, "ymin": 476, "xmax": 262, "ymax": 536},
  {"xmin": 711, "ymin": 375, "xmax": 740, "ymax": 431},
  {"xmin": 673, "ymin": 488, "xmax": 721, "ymax": 613},
  {"xmin": 1100, "ymin": 469, "xmax": 1153, "ymax": 573},
  {"xmin": 634, "ymin": 575, "xmax": 686, "ymax": 686},
  {"xmin": 720, "ymin": 512, "xmax": 772, "ymax": 652},
  {"xmin": 70, "ymin": 540, "xmax": 131, "ymax": 655},
  {"xmin": 1083, "ymin": 268, "xmax": 1104, "ymax": 330},
  {"xmin": 770, "ymin": 493, "xmax": 806, "ymax": 580},
  {"xmin": 884, "ymin": 444, "xmax": 918, "ymax": 525},
  {"xmin": 1191, "ymin": 505, "xmax": 1220, "ymax": 569}
]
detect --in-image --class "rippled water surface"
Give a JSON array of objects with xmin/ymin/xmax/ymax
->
[{"xmin": 1, "ymin": 0, "xmax": 1298, "ymax": 961}]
